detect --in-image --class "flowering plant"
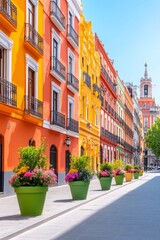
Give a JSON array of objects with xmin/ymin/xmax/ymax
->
[
  {"xmin": 97, "ymin": 162, "xmax": 113, "ymax": 178},
  {"xmin": 124, "ymin": 164, "xmax": 134, "ymax": 173},
  {"xmin": 114, "ymin": 169, "xmax": 125, "ymax": 176},
  {"xmin": 65, "ymin": 155, "xmax": 93, "ymax": 183},
  {"xmin": 8, "ymin": 139, "xmax": 57, "ymax": 187},
  {"xmin": 134, "ymin": 165, "xmax": 140, "ymax": 172}
]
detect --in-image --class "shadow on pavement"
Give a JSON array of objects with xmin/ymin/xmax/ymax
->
[{"xmin": 53, "ymin": 176, "xmax": 160, "ymax": 240}]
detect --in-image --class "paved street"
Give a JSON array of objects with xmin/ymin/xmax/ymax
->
[{"xmin": 0, "ymin": 172, "xmax": 160, "ymax": 240}]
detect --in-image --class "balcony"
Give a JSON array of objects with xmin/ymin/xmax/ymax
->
[
  {"xmin": 67, "ymin": 24, "xmax": 79, "ymax": 49},
  {"xmin": 24, "ymin": 23, "xmax": 43, "ymax": 58},
  {"xmin": 67, "ymin": 118, "xmax": 79, "ymax": 133},
  {"xmin": 0, "ymin": 77, "xmax": 17, "ymax": 106},
  {"xmin": 93, "ymin": 83, "xmax": 101, "ymax": 95},
  {"xmin": 50, "ymin": 110, "xmax": 65, "ymax": 128},
  {"xmin": 67, "ymin": 73, "xmax": 79, "ymax": 93},
  {"xmin": 50, "ymin": 1, "xmax": 66, "ymax": 31},
  {"xmin": 101, "ymin": 64, "xmax": 116, "ymax": 94},
  {"xmin": 82, "ymin": 72, "xmax": 91, "ymax": 88},
  {"xmin": 0, "ymin": 0, "xmax": 17, "ymax": 31},
  {"xmin": 50, "ymin": 56, "xmax": 66, "ymax": 82},
  {"xmin": 24, "ymin": 96, "xmax": 43, "ymax": 118}
]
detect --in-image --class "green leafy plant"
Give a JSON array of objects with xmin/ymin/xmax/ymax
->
[
  {"xmin": 65, "ymin": 155, "xmax": 93, "ymax": 182},
  {"xmin": 97, "ymin": 162, "xmax": 113, "ymax": 178},
  {"xmin": 124, "ymin": 164, "xmax": 134, "ymax": 172},
  {"xmin": 134, "ymin": 165, "xmax": 140, "ymax": 172},
  {"xmin": 8, "ymin": 139, "xmax": 57, "ymax": 187},
  {"xmin": 110, "ymin": 159, "xmax": 124, "ymax": 170}
]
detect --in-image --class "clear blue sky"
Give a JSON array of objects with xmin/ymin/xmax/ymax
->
[{"xmin": 82, "ymin": 0, "xmax": 160, "ymax": 104}]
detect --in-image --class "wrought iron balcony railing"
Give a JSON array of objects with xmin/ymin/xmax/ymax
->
[
  {"xmin": 0, "ymin": 0, "xmax": 17, "ymax": 27},
  {"xmin": 25, "ymin": 23, "xmax": 43, "ymax": 54},
  {"xmin": 101, "ymin": 64, "xmax": 116, "ymax": 93},
  {"xmin": 93, "ymin": 83, "xmax": 101, "ymax": 95},
  {"xmin": 67, "ymin": 73, "xmax": 79, "ymax": 92},
  {"xmin": 82, "ymin": 72, "xmax": 91, "ymax": 88},
  {"xmin": 67, "ymin": 24, "xmax": 79, "ymax": 47},
  {"xmin": 50, "ymin": 110, "xmax": 65, "ymax": 128},
  {"xmin": 51, "ymin": 56, "xmax": 66, "ymax": 80},
  {"xmin": 67, "ymin": 118, "xmax": 79, "ymax": 133},
  {"xmin": 0, "ymin": 77, "xmax": 17, "ymax": 106},
  {"xmin": 24, "ymin": 95, "xmax": 43, "ymax": 118},
  {"xmin": 50, "ymin": 1, "xmax": 66, "ymax": 30}
]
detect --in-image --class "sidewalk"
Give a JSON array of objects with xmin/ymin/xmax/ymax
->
[{"xmin": 0, "ymin": 172, "xmax": 155, "ymax": 240}]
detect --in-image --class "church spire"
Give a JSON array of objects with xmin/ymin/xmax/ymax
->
[{"xmin": 144, "ymin": 63, "xmax": 148, "ymax": 79}]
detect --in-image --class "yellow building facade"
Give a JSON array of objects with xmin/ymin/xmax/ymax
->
[
  {"xmin": 0, "ymin": 0, "xmax": 44, "ymax": 193},
  {"xmin": 79, "ymin": 14, "xmax": 101, "ymax": 171}
]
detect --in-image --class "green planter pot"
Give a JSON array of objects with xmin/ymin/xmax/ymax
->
[
  {"xmin": 99, "ymin": 177, "xmax": 112, "ymax": 190},
  {"xmin": 14, "ymin": 186, "xmax": 48, "ymax": 216},
  {"xmin": 134, "ymin": 172, "xmax": 139, "ymax": 179},
  {"xmin": 69, "ymin": 181, "xmax": 90, "ymax": 200},
  {"xmin": 114, "ymin": 175, "xmax": 124, "ymax": 185}
]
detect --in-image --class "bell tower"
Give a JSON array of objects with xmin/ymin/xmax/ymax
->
[{"xmin": 140, "ymin": 63, "xmax": 152, "ymax": 98}]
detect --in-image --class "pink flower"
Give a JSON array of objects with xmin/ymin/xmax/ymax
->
[{"xmin": 24, "ymin": 171, "xmax": 33, "ymax": 178}]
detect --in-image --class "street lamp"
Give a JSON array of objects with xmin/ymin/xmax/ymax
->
[{"xmin": 64, "ymin": 136, "xmax": 71, "ymax": 147}]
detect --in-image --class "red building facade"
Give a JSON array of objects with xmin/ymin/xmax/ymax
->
[
  {"xmin": 95, "ymin": 34, "xmax": 117, "ymax": 163},
  {"xmin": 43, "ymin": 0, "xmax": 81, "ymax": 184}
]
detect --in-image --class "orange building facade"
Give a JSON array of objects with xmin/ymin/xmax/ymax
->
[
  {"xmin": 0, "ymin": 0, "xmax": 81, "ymax": 194},
  {"xmin": 124, "ymin": 87, "xmax": 134, "ymax": 164}
]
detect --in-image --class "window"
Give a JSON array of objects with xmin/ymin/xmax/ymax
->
[
  {"xmin": 28, "ymin": 0, "xmax": 35, "ymax": 27},
  {"xmin": 82, "ymin": 96, "xmax": 85, "ymax": 118},
  {"xmin": 68, "ymin": 96, "xmax": 74, "ymax": 119},
  {"xmin": 144, "ymin": 84, "xmax": 148, "ymax": 96},
  {"xmin": 25, "ymin": 54, "xmax": 38, "ymax": 98},
  {"xmin": 28, "ymin": 68, "xmax": 35, "ymax": 98},
  {"xmin": 0, "ymin": 31, "xmax": 13, "ymax": 83},
  {"xmin": 27, "ymin": 0, "xmax": 38, "ymax": 27},
  {"xmin": 53, "ymin": 39, "xmax": 58, "ymax": 59},
  {"xmin": 0, "ymin": 47, "xmax": 7, "ymax": 79},
  {"xmin": 82, "ymin": 57, "xmax": 84, "ymax": 67},
  {"xmin": 69, "ymin": 56, "xmax": 73, "ymax": 74},
  {"xmin": 69, "ymin": 11, "xmax": 73, "ymax": 26},
  {"xmin": 95, "ymin": 109, "xmax": 98, "ymax": 125},
  {"xmin": 51, "ymin": 82, "xmax": 60, "ymax": 123}
]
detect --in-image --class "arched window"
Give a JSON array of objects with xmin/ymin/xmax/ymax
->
[
  {"xmin": 65, "ymin": 150, "xmax": 70, "ymax": 173},
  {"xmin": 50, "ymin": 145, "xmax": 57, "ymax": 176},
  {"xmin": 29, "ymin": 138, "xmax": 35, "ymax": 146},
  {"xmin": 144, "ymin": 85, "xmax": 148, "ymax": 96},
  {"xmin": 80, "ymin": 146, "xmax": 84, "ymax": 156}
]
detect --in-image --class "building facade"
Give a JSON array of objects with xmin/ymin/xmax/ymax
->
[
  {"xmin": 0, "ymin": 0, "xmax": 44, "ymax": 194},
  {"xmin": 79, "ymin": 15, "xmax": 101, "ymax": 171},
  {"xmin": 116, "ymin": 74, "xmax": 125, "ymax": 161},
  {"xmin": 124, "ymin": 86, "xmax": 134, "ymax": 164},
  {"xmin": 43, "ymin": 0, "xmax": 81, "ymax": 184},
  {"xmin": 95, "ymin": 34, "xmax": 118, "ymax": 163},
  {"xmin": 138, "ymin": 63, "xmax": 160, "ymax": 166},
  {"xmin": 125, "ymin": 82, "xmax": 144, "ymax": 166}
]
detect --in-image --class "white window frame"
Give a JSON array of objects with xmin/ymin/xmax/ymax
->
[
  {"xmin": 51, "ymin": 28, "xmax": 60, "ymax": 59},
  {"xmin": 68, "ymin": 48, "xmax": 75, "ymax": 74},
  {"xmin": 25, "ymin": 54, "xmax": 39, "ymax": 98},
  {"xmin": 68, "ymin": 95, "xmax": 74, "ymax": 119},
  {"xmin": 51, "ymin": 81, "xmax": 61, "ymax": 113},
  {"xmin": 26, "ymin": 0, "xmax": 38, "ymax": 30},
  {"xmin": 0, "ymin": 31, "xmax": 13, "ymax": 83}
]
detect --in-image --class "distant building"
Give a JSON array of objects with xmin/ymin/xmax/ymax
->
[
  {"xmin": 138, "ymin": 63, "xmax": 160, "ymax": 166},
  {"xmin": 125, "ymin": 83, "xmax": 144, "ymax": 166}
]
